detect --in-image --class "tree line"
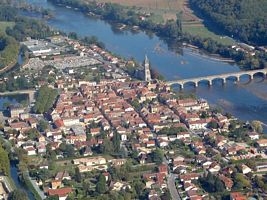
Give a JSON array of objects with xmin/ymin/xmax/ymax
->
[{"xmin": 190, "ymin": 0, "xmax": 267, "ymax": 46}]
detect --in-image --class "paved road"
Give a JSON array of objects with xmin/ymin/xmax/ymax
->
[
  {"xmin": 167, "ymin": 173, "xmax": 181, "ymax": 200},
  {"xmin": 163, "ymin": 157, "xmax": 181, "ymax": 200}
]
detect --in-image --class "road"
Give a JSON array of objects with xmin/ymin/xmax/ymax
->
[
  {"xmin": 163, "ymin": 157, "xmax": 181, "ymax": 200},
  {"xmin": 167, "ymin": 173, "xmax": 181, "ymax": 200}
]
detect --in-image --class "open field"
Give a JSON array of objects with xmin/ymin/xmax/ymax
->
[
  {"xmin": 0, "ymin": 21, "xmax": 15, "ymax": 34},
  {"xmin": 182, "ymin": 24, "xmax": 236, "ymax": 46}
]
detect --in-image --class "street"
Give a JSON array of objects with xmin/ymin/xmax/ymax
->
[{"xmin": 167, "ymin": 173, "xmax": 181, "ymax": 200}]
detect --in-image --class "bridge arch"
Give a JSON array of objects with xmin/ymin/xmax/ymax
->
[
  {"xmin": 252, "ymin": 71, "xmax": 266, "ymax": 79},
  {"xmin": 225, "ymin": 75, "xmax": 240, "ymax": 82},
  {"xmin": 170, "ymin": 83, "xmax": 184, "ymax": 90},
  {"xmin": 197, "ymin": 79, "xmax": 212, "ymax": 86},
  {"xmin": 211, "ymin": 77, "xmax": 226, "ymax": 85},
  {"xmin": 183, "ymin": 81, "xmax": 198, "ymax": 88}
]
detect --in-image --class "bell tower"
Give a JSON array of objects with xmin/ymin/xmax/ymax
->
[{"xmin": 144, "ymin": 55, "xmax": 151, "ymax": 82}]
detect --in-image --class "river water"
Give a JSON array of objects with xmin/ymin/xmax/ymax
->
[{"xmin": 23, "ymin": 0, "xmax": 267, "ymax": 125}]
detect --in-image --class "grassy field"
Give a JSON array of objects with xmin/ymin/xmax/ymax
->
[
  {"xmin": 0, "ymin": 21, "xmax": 15, "ymax": 34},
  {"xmin": 182, "ymin": 24, "xmax": 236, "ymax": 46}
]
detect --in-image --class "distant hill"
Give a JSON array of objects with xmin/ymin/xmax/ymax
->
[{"xmin": 190, "ymin": 0, "xmax": 267, "ymax": 45}]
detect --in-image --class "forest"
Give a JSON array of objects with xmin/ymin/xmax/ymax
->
[{"xmin": 190, "ymin": 0, "xmax": 267, "ymax": 45}]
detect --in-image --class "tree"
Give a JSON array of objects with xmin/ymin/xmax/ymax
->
[
  {"xmin": 112, "ymin": 131, "xmax": 121, "ymax": 153},
  {"xmin": 34, "ymin": 86, "xmax": 58, "ymax": 114},
  {"xmin": 8, "ymin": 189, "xmax": 28, "ymax": 200},
  {"xmin": 0, "ymin": 145, "xmax": 10, "ymax": 176},
  {"xmin": 27, "ymin": 128, "xmax": 40, "ymax": 141},
  {"xmin": 39, "ymin": 119, "xmax": 48, "ymax": 132},
  {"xmin": 151, "ymin": 148, "xmax": 163, "ymax": 164},
  {"xmin": 215, "ymin": 178, "xmax": 225, "ymax": 192},
  {"xmin": 208, "ymin": 121, "xmax": 218, "ymax": 129},
  {"xmin": 96, "ymin": 174, "xmax": 107, "ymax": 194},
  {"xmin": 251, "ymin": 120, "xmax": 263, "ymax": 133},
  {"xmin": 233, "ymin": 173, "xmax": 251, "ymax": 189},
  {"xmin": 68, "ymin": 32, "xmax": 78, "ymax": 39},
  {"xmin": 75, "ymin": 167, "xmax": 82, "ymax": 183}
]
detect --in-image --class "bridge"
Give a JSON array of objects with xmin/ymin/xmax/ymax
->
[
  {"xmin": 166, "ymin": 68, "xmax": 267, "ymax": 89},
  {"xmin": 0, "ymin": 89, "xmax": 36, "ymax": 103}
]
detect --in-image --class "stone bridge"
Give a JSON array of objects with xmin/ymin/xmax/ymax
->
[
  {"xmin": 166, "ymin": 68, "xmax": 267, "ymax": 89},
  {"xmin": 0, "ymin": 89, "xmax": 36, "ymax": 103}
]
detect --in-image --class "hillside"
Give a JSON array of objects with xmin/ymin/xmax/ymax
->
[{"xmin": 190, "ymin": 0, "xmax": 267, "ymax": 45}]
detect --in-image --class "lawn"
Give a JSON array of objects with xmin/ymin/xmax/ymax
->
[{"xmin": 0, "ymin": 21, "xmax": 15, "ymax": 34}]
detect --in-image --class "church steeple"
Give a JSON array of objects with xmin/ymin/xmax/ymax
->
[{"xmin": 144, "ymin": 55, "xmax": 151, "ymax": 82}]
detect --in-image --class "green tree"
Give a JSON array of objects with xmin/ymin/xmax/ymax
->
[
  {"xmin": 8, "ymin": 189, "xmax": 28, "ymax": 200},
  {"xmin": 112, "ymin": 131, "xmax": 121, "ymax": 153},
  {"xmin": 0, "ymin": 145, "xmax": 10, "ymax": 176},
  {"xmin": 34, "ymin": 86, "xmax": 58, "ymax": 114},
  {"xmin": 75, "ymin": 167, "xmax": 82, "ymax": 183},
  {"xmin": 96, "ymin": 174, "xmax": 107, "ymax": 194},
  {"xmin": 251, "ymin": 120, "xmax": 263, "ymax": 133},
  {"xmin": 39, "ymin": 119, "xmax": 48, "ymax": 132},
  {"xmin": 151, "ymin": 148, "xmax": 163, "ymax": 164}
]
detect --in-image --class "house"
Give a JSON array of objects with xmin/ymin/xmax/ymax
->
[
  {"xmin": 230, "ymin": 192, "xmax": 247, "ymax": 200},
  {"xmin": 55, "ymin": 171, "xmax": 71, "ymax": 181},
  {"xmin": 241, "ymin": 164, "xmax": 252, "ymax": 174},
  {"xmin": 180, "ymin": 173, "xmax": 199, "ymax": 183},
  {"xmin": 112, "ymin": 181, "xmax": 131, "ymax": 191},
  {"xmin": 47, "ymin": 187, "xmax": 72, "ymax": 200},
  {"xmin": 208, "ymin": 162, "xmax": 221, "ymax": 173},
  {"xmin": 83, "ymin": 146, "xmax": 93, "ymax": 156},
  {"xmin": 24, "ymin": 146, "xmax": 36, "ymax": 156},
  {"xmin": 256, "ymin": 139, "xmax": 267, "ymax": 147},
  {"xmin": 9, "ymin": 105, "xmax": 25, "ymax": 118},
  {"xmin": 51, "ymin": 179, "xmax": 62, "ymax": 189},
  {"xmin": 90, "ymin": 128, "xmax": 101, "ymax": 136},
  {"xmin": 110, "ymin": 159, "xmax": 126, "ymax": 166},
  {"xmin": 219, "ymin": 175, "xmax": 233, "ymax": 190},
  {"xmin": 247, "ymin": 132, "xmax": 259, "ymax": 140},
  {"xmin": 73, "ymin": 156, "xmax": 106, "ymax": 166},
  {"xmin": 158, "ymin": 164, "xmax": 168, "ymax": 175},
  {"xmin": 256, "ymin": 162, "xmax": 267, "ymax": 172}
]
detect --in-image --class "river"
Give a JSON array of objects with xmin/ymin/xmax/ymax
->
[{"xmin": 22, "ymin": 0, "xmax": 267, "ymax": 126}]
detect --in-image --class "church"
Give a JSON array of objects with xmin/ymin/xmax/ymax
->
[{"xmin": 143, "ymin": 55, "xmax": 151, "ymax": 82}]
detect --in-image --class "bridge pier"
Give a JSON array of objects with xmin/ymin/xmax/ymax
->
[
  {"xmin": 222, "ymin": 78, "xmax": 226, "ymax": 85},
  {"xmin": 236, "ymin": 76, "xmax": 240, "ymax": 82},
  {"xmin": 208, "ymin": 80, "xmax": 212, "ymax": 86},
  {"xmin": 195, "ymin": 82, "xmax": 198, "ymax": 87}
]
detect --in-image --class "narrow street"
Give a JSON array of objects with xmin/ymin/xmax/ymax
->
[
  {"xmin": 163, "ymin": 157, "xmax": 181, "ymax": 200},
  {"xmin": 167, "ymin": 173, "xmax": 181, "ymax": 200}
]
